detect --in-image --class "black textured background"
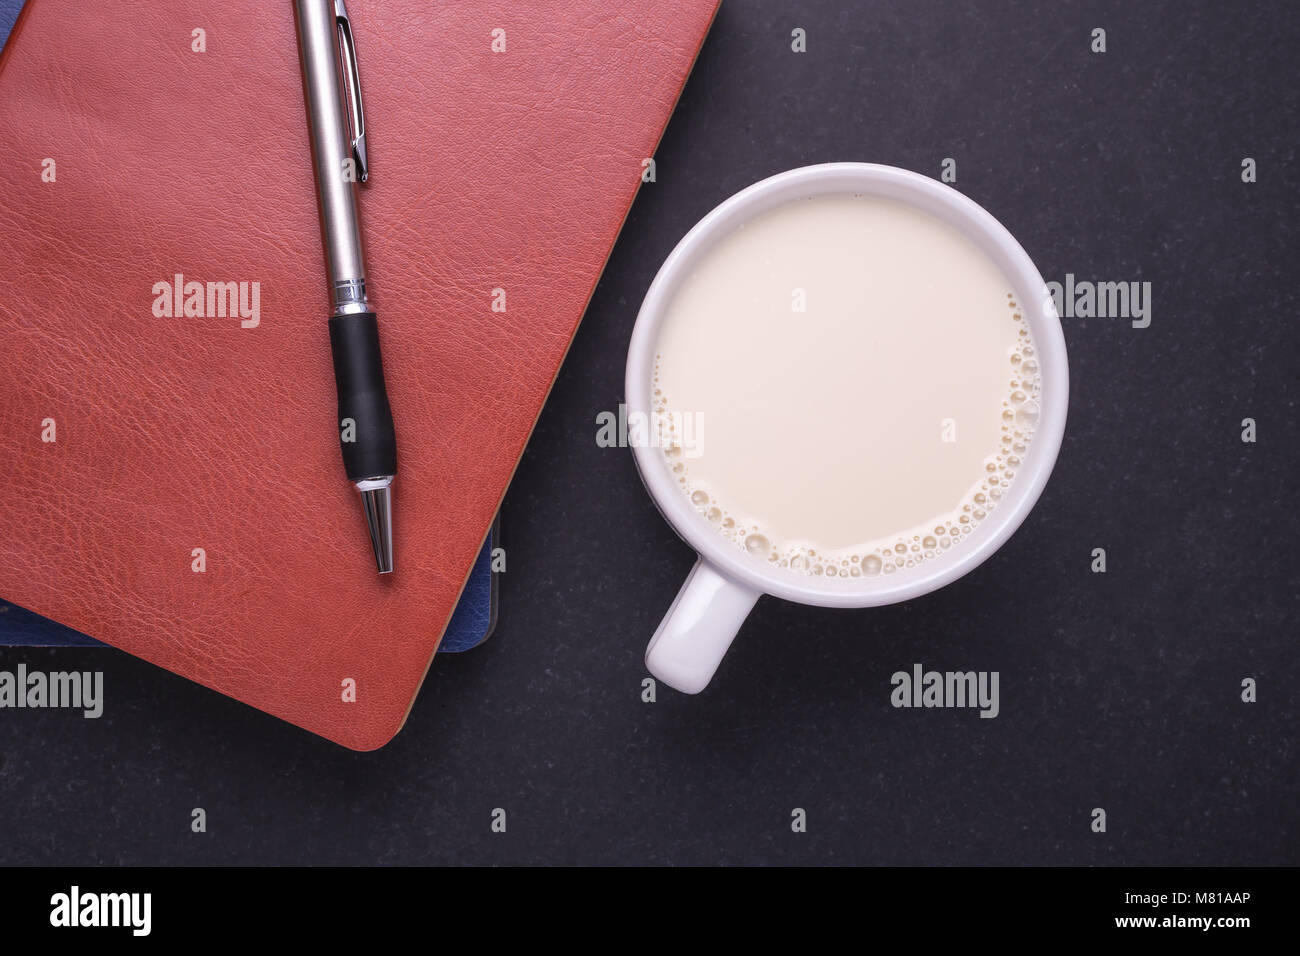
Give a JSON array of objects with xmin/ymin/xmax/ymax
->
[{"xmin": 1, "ymin": 0, "xmax": 1296, "ymax": 866}]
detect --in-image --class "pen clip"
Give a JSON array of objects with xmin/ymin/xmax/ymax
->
[{"xmin": 334, "ymin": 0, "xmax": 367, "ymax": 183}]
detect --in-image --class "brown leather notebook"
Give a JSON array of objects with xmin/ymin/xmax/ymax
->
[{"xmin": 0, "ymin": 0, "xmax": 719, "ymax": 748}]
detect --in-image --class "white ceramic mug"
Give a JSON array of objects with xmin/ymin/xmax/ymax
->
[{"xmin": 626, "ymin": 163, "xmax": 1068, "ymax": 694}]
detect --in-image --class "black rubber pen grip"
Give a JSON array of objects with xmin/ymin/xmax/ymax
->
[{"xmin": 328, "ymin": 312, "xmax": 397, "ymax": 482}]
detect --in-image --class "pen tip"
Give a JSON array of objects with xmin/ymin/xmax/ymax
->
[{"xmin": 357, "ymin": 480, "xmax": 394, "ymax": 574}]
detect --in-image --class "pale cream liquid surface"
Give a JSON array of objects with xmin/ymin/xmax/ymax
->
[{"xmin": 653, "ymin": 194, "xmax": 1042, "ymax": 578}]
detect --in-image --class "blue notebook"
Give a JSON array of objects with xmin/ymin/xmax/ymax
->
[
  {"xmin": 0, "ymin": 0, "xmax": 497, "ymax": 653},
  {"xmin": 0, "ymin": 0, "xmax": 17, "ymax": 39}
]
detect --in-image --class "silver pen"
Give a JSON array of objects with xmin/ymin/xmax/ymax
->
[{"xmin": 293, "ymin": 0, "xmax": 397, "ymax": 574}]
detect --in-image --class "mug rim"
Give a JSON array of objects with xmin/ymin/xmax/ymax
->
[{"xmin": 626, "ymin": 162, "xmax": 1068, "ymax": 608}]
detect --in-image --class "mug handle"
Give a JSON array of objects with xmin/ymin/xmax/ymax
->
[{"xmin": 645, "ymin": 557, "xmax": 760, "ymax": 694}]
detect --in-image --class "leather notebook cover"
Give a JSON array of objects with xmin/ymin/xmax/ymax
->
[
  {"xmin": 0, "ymin": 0, "xmax": 718, "ymax": 747},
  {"xmin": 0, "ymin": 526, "xmax": 496, "ymax": 651},
  {"xmin": 0, "ymin": 0, "xmax": 496, "ymax": 655}
]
